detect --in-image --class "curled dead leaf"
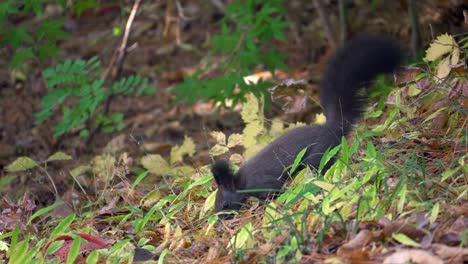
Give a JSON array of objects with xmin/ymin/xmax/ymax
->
[{"xmin": 337, "ymin": 230, "xmax": 371, "ymax": 255}]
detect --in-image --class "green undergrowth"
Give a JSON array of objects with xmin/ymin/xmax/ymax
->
[{"xmin": 1, "ymin": 33, "xmax": 467, "ymax": 263}]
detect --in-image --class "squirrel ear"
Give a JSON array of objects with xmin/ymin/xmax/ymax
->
[{"xmin": 211, "ymin": 160, "xmax": 236, "ymax": 189}]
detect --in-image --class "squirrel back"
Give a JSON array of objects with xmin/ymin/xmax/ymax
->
[{"xmin": 212, "ymin": 34, "xmax": 402, "ymax": 217}]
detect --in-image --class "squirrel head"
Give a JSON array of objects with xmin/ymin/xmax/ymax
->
[{"xmin": 211, "ymin": 160, "xmax": 247, "ymax": 218}]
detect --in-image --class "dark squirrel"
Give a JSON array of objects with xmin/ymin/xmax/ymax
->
[{"xmin": 211, "ymin": 35, "xmax": 402, "ymax": 216}]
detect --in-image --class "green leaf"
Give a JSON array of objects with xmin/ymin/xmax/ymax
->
[
  {"xmin": 37, "ymin": 20, "xmax": 70, "ymax": 41},
  {"xmin": 0, "ymin": 1, "xmax": 18, "ymax": 23},
  {"xmin": 392, "ymin": 233, "xmax": 421, "ymax": 247},
  {"xmin": 66, "ymin": 236, "xmax": 82, "ymax": 264},
  {"xmin": 318, "ymin": 144, "xmax": 341, "ymax": 172},
  {"xmin": 289, "ymin": 147, "xmax": 307, "ymax": 175},
  {"xmin": 9, "ymin": 48, "xmax": 35, "ymax": 68},
  {"xmin": 47, "ymin": 152, "xmax": 73, "ymax": 162},
  {"xmin": 50, "ymin": 214, "xmax": 76, "ymax": 239},
  {"xmin": 2, "ymin": 27, "xmax": 33, "ymax": 49},
  {"xmin": 28, "ymin": 200, "xmax": 65, "ymax": 225},
  {"xmin": 134, "ymin": 205, "xmax": 158, "ymax": 233},
  {"xmin": 45, "ymin": 240, "xmax": 65, "ymax": 256},
  {"xmin": 24, "ymin": 0, "xmax": 44, "ymax": 16},
  {"xmin": 441, "ymin": 167, "xmax": 459, "ymax": 182},
  {"xmin": 6, "ymin": 157, "xmax": 38, "ymax": 172},
  {"xmin": 86, "ymin": 250, "xmax": 99, "ymax": 264},
  {"xmin": 158, "ymin": 248, "xmax": 170, "ymax": 264},
  {"xmin": 131, "ymin": 170, "xmax": 150, "ymax": 190},
  {"xmin": 0, "ymin": 175, "xmax": 16, "ymax": 188},
  {"xmin": 184, "ymin": 175, "xmax": 212, "ymax": 193},
  {"xmin": 38, "ymin": 42, "xmax": 60, "ymax": 61},
  {"xmin": 9, "ymin": 239, "xmax": 30, "ymax": 264}
]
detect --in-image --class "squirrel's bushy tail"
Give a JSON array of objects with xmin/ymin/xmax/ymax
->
[{"xmin": 320, "ymin": 35, "xmax": 402, "ymax": 132}]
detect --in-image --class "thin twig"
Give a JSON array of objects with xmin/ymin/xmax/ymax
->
[
  {"xmin": 112, "ymin": 0, "xmax": 142, "ymax": 81},
  {"xmin": 87, "ymin": 0, "xmax": 143, "ymax": 145}
]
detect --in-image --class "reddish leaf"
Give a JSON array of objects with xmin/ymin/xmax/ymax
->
[{"xmin": 44, "ymin": 233, "xmax": 110, "ymax": 262}]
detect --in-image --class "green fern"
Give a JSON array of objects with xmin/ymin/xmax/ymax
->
[{"xmin": 35, "ymin": 57, "xmax": 155, "ymax": 138}]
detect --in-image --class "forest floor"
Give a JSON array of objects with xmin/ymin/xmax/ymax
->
[{"xmin": 0, "ymin": 1, "xmax": 467, "ymax": 263}]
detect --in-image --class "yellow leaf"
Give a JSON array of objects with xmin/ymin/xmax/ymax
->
[
  {"xmin": 451, "ymin": 45, "xmax": 460, "ymax": 65},
  {"xmin": 202, "ymin": 190, "xmax": 217, "ymax": 216},
  {"xmin": 408, "ymin": 85, "xmax": 422, "ymax": 96},
  {"xmin": 158, "ymin": 222, "xmax": 171, "ymax": 249},
  {"xmin": 313, "ymin": 180, "xmax": 335, "ymax": 192},
  {"xmin": 229, "ymin": 153, "xmax": 244, "ymax": 164},
  {"xmin": 397, "ymin": 185, "xmax": 407, "ymax": 214},
  {"xmin": 425, "ymin": 33, "xmax": 455, "ymax": 61},
  {"xmin": 209, "ymin": 144, "xmax": 229, "ymax": 156},
  {"xmin": 210, "ymin": 131, "xmax": 226, "ymax": 145},
  {"xmin": 141, "ymin": 154, "xmax": 171, "ymax": 175},
  {"xmin": 6, "ymin": 157, "xmax": 38, "ymax": 172},
  {"xmin": 269, "ymin": 118, "xmax": 284, "ymax": 137},
  {"xmin": 92, "ymin": 154, "xmax": 116, "ymax": 182},
  {"xmin": 227, "ymin": 133, "xmax": 243, "ymax": 148},
  {"xmin": 287, "ymin": 122, "xmax": 306, "ymax": 130},
  {"xmin": 243, "ymin": 122, "xmax": 263, "ymax": 148},
  {"xmin": 430, "ymin": 202, "xmax": 439, "ymax": 224},
  {"xmin": 193, "ymin": 165, "xmax": 212, "ymax": 179},
  {"xmin": 229, "ymin": 223, "xmax": 254, "ymax": 251},
  {"xmin": 435, "ymin": 56, "xmax": 451, "ymax": 80},
  {"xmin": 241, "ymin": 93, "xmax": 263, "ymax": 123},
  {"xmin": 0, "ymin": 239, "xmax": 8, "ymax": 251},
  {"xmin": 339, "ymin": 201, "xmax": 353, "ymax": 219},
  {"xmin": 47, "ymin": 151, "xmax": 72, "ymax": 162},
  {"xmin": 423, "ymin": 107, "xmax": 447, "ymax": 124},
  {"xmin": 169, "ymin": 225, "xmax": 183, "ymax": 250},
  {"xmin": 142, "ymin": 189, "xmax": 164, "ymax": 207},
  {"xmin": 314, "ymin": 113, "xmax": 327, "ymax": 125},
  {"xmin": 392, "ymin": 233, "xmax": 421, "ymax": 247},
  {"xmin": 170, "ymin": 136, "xmax": 195, "ymax": 164},
  {"xmin": 70, "ymin": 165, "xmax": 90, "ymax": 178},
  {"xmin": 263, "ymin": 202, "xmax": 280, "ymax": 226},
  {"xmin": 170, "ymin": 165, "xmax": 195, "ymax": 177},
  {"xmin": 322, "ymin": 196, "xmax": 331, "ymax": 215},
  {"xmin": 244, "ymin": 144, "xmax": 265, "ymax": 160}
]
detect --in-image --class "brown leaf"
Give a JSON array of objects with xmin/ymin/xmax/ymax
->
[
  {"xmin": 395, "ymin": 66, "xmax": 423, "ymax": 85},
  {"xmin": 269, "ymin": 79, "xmax": 310, "ymax": 114},
  {"xmin": 431, "ymin": 243, "xmax": 468, "ymax": 264},
  {"xmin": 379, "ymin": 217, "xmax": 426, "ymax": 241},
  {"xmin": 0, "ymin": 195, "xmax": 36, "ymax": 232},
  {"xmin": 337, "ymin": 230, "xmax": 371, "ymax": 256},
  {"xmin": 449, "ymin": 216, "xmax": 467, "ymax": 234},
  {"xmin": 383, "ymin": 249, "xmax": 444, "ymax": 264},
  {"xmin": 441, "ymin": 204, "xmax": 468, "ymax": 217}
]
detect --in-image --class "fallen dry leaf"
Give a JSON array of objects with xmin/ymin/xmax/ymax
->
[
  {"xmin": 431, "ymin": 243, "xmax": 468, "ymax": 264},
  {"xmin": 337, "ymin": 230, "xmax": 372, "ymax": 255},
  {"xmin": 383, "ymin": 249, "xmax": 443, "ymax": 264}
]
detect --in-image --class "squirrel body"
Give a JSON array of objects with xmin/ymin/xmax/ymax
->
[{"xmin": 212, "ymin": 35, "xmax": 402, "ymax": 215}]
